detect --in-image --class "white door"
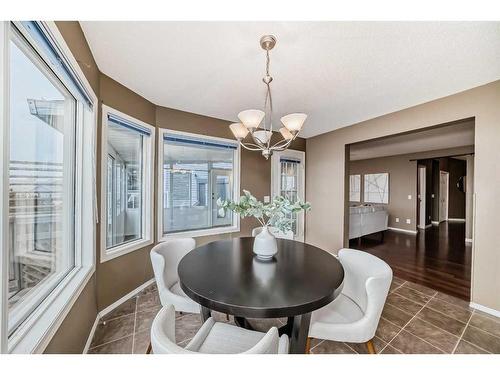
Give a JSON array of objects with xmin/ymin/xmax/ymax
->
[
  {"xmin": 271, "ymin": 149, "xmax": 306, "ymax": 242},
  {"xmin": 439, "ymin": 171, "xmax": 449, "ymax": 222},
  {"xmin": 211, "ymin": 169, "xmax": 233, "ymax": 227},
  {"xmin": 418, "ymin": 166, "xmax": 426, "ymax": 229}
]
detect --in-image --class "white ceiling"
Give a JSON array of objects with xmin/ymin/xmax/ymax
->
[
  {"xmin": 80, "ymin": 22, "xmax": 500, "ymax": 138},
  {"xmin": 349, "ymin": 120, "xmax": 474, "ymax": 160}
]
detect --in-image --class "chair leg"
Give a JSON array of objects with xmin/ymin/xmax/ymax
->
[
  {"xmin": 366, "ymin": 340, "xmax": 376, "ymax": 354},
  {"xmin": 305, "ymin": 337, "xmax": 311, "ymax": 354},
  {"xmin": 146, "ymin": 342, "xmax": 152, "ymax": 354}
]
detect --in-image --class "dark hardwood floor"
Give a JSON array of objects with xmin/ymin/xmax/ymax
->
[{"xmin": 349, "ymin": 222, "xmax": 472, "ymax": 301}]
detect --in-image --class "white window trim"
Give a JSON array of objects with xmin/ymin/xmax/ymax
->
[
  {"xmin": 0, "ymin": 21, "xmax": 10, "ymax": 354},
  {"xmin": 270, "ymin": 149, "xmax": 306, "ymax": 242},
  {"xmin": 100, "ymin": 105, "xmax": 155, "ymax": 263},
  {"xmin": 157, "ymin": 128, "xmax": 240, "ymax": 241},
  {"xmin": 1, "ymin": 21, "xmax": 97, "ymax": 354}
]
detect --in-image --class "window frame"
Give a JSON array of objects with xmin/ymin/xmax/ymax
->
[
  {"xmin": 100, "ymin": 105, "xmax": 155, "ymax": 262},
  {"xmin": 157, "ymin": 129, "xmax": 240, "ymax": 241},
  {"xmin": 0, "ymin": 21, "xmax": 97, "ymax": 354},
  {"xmin": 7, "ymin": 26, "xmax": 78, "ymax": 336},
  {"xmin": 270, "ymin": 149, "xmax": 306, "ymax": 242}
]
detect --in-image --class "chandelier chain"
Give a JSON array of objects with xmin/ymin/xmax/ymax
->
[{"xmin": 264, "ymin": 49, "xmax": 273, "ymax": 148}]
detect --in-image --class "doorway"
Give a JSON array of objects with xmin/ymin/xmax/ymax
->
[
  {"xmin": 418, "ymin": 166, "xmax": 426, "ymax": 229},
  {"xmin": 439, "ymin": 171, "xmax": 449, "ymax": 222},
  {"xmin": 345, "ymin": 119, "xmax": 474, "ymax": 300}
]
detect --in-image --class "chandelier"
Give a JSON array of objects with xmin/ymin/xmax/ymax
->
[{"xmin": 229, "ymin": 35, "xmax": 307, "ymax": 159}]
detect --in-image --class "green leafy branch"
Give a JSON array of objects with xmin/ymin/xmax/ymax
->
[{"xmin": 217, "ymin": 190, "xmax": 311, "ymax": 233}]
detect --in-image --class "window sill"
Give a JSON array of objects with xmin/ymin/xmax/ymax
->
[
  {"xmin": 100, "ymin": 237, "xmax": 154, "ymax": 263},
  {"xmin": 8, "ymin": 264, "xmax": 95, "ymax": 353},
  {"xmin": 159, "ymin": 225, "xmax": 240, "ymax": 241}
]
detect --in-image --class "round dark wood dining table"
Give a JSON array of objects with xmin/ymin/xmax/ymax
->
[{"xmin": 178, "ymin": 237, "xmax": 344, "ymax": 354}]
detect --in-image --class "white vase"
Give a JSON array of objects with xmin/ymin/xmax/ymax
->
[{"xmin": 253, "ymin": 226, "xmax": 278, "ymax": 260}]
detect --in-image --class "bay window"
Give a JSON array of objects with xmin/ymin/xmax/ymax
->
[
  {"xmin": 100, "ymin": 106, "xmax": 154, "ymax": 261},
  {"xmin": 1, "ymin": 22, "xmax": 96, "ymax": 353},
  {"xmin": 158, "ymin": 130, "xmax": 240, "ymax": 239}
]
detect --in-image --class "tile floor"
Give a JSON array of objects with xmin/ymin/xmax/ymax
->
[{"xmin": 87, "ymin": 278, "xmax": 500, "ymax": 354}]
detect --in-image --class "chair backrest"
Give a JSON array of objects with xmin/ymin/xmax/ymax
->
[
  {"xmin": 251, "ymin": 226, "xmax": 294, "ymax": 240},
  {"xmin": 151, "ymin": 304, "xmax": 193, "ymax": 354},
  {"xmin": 338, "ymin": 248, "xmax": 392, "ymax": 318},
  {"xmin": 242, "ymin": 327, "xmax": 280, "ymax": 354},
  {"xmin": 151, "ymin": 304, "xmax": 281, "ymax": 354},
  {"xmin": 150, "ymin": 238, "xmax": 196, "ymax": 299}
]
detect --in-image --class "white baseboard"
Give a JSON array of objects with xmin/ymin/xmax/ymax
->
[
  {"xmin": 418, "ymin": 224, "xmax": 432, "ymax": 230},
  {"xmin": 99, "ymin": 278, "xmax": 155, "ymax": 317},
  {"xmin": 83, "ymin": 315, "xmax": 100, "ymax": 354},
  {"xmin": 448, "ymin": 218, "xmax": 466, "ymax": 222},
  {"xmin": 83, "ymin": 278, "xmax": 155, "ymax": 353},
  {"xmin": 431, "ymin": 221, "xmax": 439, "ymax": 226},
  {"xmin": 465, "ymin": 238, "xmax": 473, "ymax": 243},
  {"xmin": 388, "ymin": 227, "xmax": 418, "ymax": 235},
  {"xmin": 470, "ymin": 302, "xmax": 500, "ymax": 319}
]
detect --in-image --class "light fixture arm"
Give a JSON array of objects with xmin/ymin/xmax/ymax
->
[{"xmin": 240, "ymin": 142, "xmax": 266, "ymax": 152}]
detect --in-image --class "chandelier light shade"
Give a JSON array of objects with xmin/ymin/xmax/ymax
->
[
  {"xmin": 281, "ymin": 113, "xmax": 308, "ymax": 133},
  {"xmin": 228, "ymin": 35, "xmax": 307, "ymax": 159},
  {"xmin": 238, "ymin": 109, "xmax": 265, "ymax": 130},
  {"xmin": 253, "ymin": 130, "xmax": 273, "ymax": 144},
  {"xmin": 229, "ymin": 123, "xmax": 249, "ymax": 140},
  {"xmin": 279, "ymin": 127, "xmax": 294, "ymax": 141}
]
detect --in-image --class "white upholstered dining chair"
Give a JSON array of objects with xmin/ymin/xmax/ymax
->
[
  {"xmin": 307, "ymin": 248, "xmax": 392, "ymax": 354},
  {"xmin": 150, "ymin": 238, "xmax": 199, "ymax": 314},
  {"xmin": 151, "ymin": 305, "xmax": 290, "ymax": 354},
  {"xmin": 252, "ymin": 226, "xmax": 294, "ymax": 240}
]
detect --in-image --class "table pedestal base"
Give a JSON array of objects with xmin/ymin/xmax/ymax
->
[
  {"xmin": 288, "ymin": 313, "xmax": 311, "ymax": 354},
  {"xmin": 200, "ymin": 306, "xmax": 211, "ymax": 322}
]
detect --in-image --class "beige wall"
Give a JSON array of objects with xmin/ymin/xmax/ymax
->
[
  {"xmin": 306, "ymin": 80, "xmax": 500, "ymax": 311},
  {"xmin": 349, "ymin": 156, "xmax": 418, "ymax": 231},
  {"xmin": 43, "ymin": 277, "xmax": 97, "ymax": 354},
  {"xmin": 46, "ymin": 21, "xmax": 306, "ymax": 352}
]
